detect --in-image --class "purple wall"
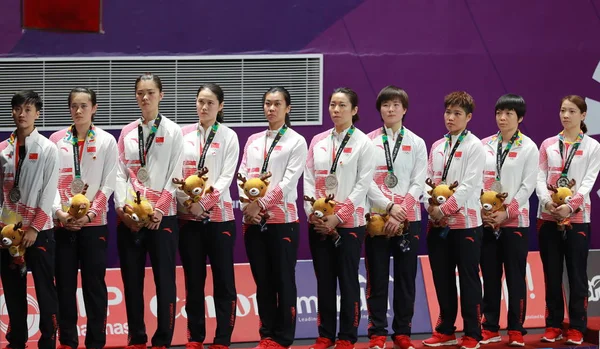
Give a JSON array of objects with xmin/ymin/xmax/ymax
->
[{"xmin": 1, "ymin": 0, "xmax": 600, "ymax": 266}]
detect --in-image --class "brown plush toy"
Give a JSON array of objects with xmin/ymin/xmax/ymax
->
[
  {"xmin": 1, "ymin": 222, "xmax": 27, "ymax": 274},
  {"xmin": 67, "ymin": 183, "xmax": 91, "ymax": 220},
  {"xmin": 124, "ymin": 191, "xmax": 155, "ymax": 225},
  {"xmin": 238, "ymin": 172, "xmax": 272, "ymax": 220},
  {"xmin": 304, "ymin": 194, "xmax": 340, "ymax": 243},
  {"xmin": 365, "ymin": 213, "xmax": 408, "ymax": 238},
  {"xmin": 547, "ymin": 179, "xmax": 581, "ymax": 231},
  {"xmin": 426, "ymin": 178, "xmax": 459, "ymax": 227},
  {"xmin": 173, "ymin": 167, "xmax": 212, "ymax": 207},
  {"xmin": 480, "ymin": 190, "xmax": 508, "ymax": 231}
]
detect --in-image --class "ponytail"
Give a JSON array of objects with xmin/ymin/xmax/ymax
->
[
  {"xmin": 285, "ymin": 114, "xmax": 292, "ymax": 127},
  {"xmin": 217, "ymin": 110, "xmax": 224, "ymax": 123},
  {"xmin": 581, "ymin": 121, "xmax": 588, "ymax": 134}
]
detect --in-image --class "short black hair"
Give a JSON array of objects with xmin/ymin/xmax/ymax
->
[
  {"xmin": 376, "ymin": 85, "xmax": 409, "ymax": 120},
  {"xmin": 11, "ymin": 90, "xmax": 43, "ymax": 111},
  {"xmin": 495, "ymin": 94, "xmax": 526, "ymax": 118}
]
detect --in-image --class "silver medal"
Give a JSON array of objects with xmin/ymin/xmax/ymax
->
[
  {"xmin": 9, "ymin": 187, "xmax": 21, "ymax": 203},
  {"xmin": 325, "ymin": 174, "xmax": 338, "ymax": 190},
  {"xmin": 556, "ymin": 177, "xmax": 570, "ymax": 188},
  {"xmin": 71, "ymin": 177, "xmax": 85, "ymax": 194},
  {"xmin": 490, "ymin": 181, "xmax": 502, "ymax": 193},
  {"xmin": 384, "ymin": 173, "xmax": 398, "ymax": 188},
  {"xmin": 137, "ymin": 167, "xmax": 150, "ymax": 183}
]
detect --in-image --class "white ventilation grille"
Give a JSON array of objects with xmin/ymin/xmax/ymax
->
[{"xmin": 0, "ymin": 54, "xmax": 323, "ymax": 131}]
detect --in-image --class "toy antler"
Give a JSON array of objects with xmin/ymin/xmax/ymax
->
[
  {"xmin": 568, "ymin": 178, "xmax": 577, "ymax": 189},
  {"xmin": 496, "ymin": 192, "xmax": 508, "ymax": 200},
  {"xmin": 81, "ymin": 184, "xmax": 89, "ymax": 195},
  {"xmin": 135, "ymin": 191, "xmax": 142, "ymax": 205},
  {"xmin": 547, "ymin": 184, "xmax": 558, "ymax": 193},
  {"xmin": 237, "ymin": 173, "xmax": 247, "ymax": 184},
  {"xmin": 303, "ymin": 195, "xmax": 316, "ymax": 205},
  {"xmin": 425, "ymin": 178, "xmax": 436, "ymax": 189},
  {"xmin": 449, "ymin": 181, "xmax": 459, "ymax": 191},
  {"xmin": 325, "ymin": 194, "xmax": 335, "ymax": 203},
  {"xmin": 260, "ymin": 172, "xmax": 272, "ymax": 181},
  {"xmin": 14, "ymin": 222, "xmax": 22, "ymax": 230},
  {"xmin": 172, "ymin": 178, "xmax": 185, "ymax": 185},
  {"xmin": 197, "ymin": 167, "xmax": 209, "ymax": 177}
]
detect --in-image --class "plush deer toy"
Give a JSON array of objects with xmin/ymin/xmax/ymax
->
[
  {"xmin": 480, "ymin": 189, "xmax": 508, "ymax": 232},
  {"xmin": 124, "ymin": 191, "xmax": 155, "ymax": 225},
  {"xmin": 304, "ymin": 194, "xmax": 340, "ymax": 243},
  {"xmin": 173, "ymin": 167, "xmax": 212, "ymax": 207},
  {"xmin": 547, "ymin": 179, "xmax": 581, "ymax": 231},
  {"xmin": 426, "ymin": 178, "xmax": 459, "ymax": 227},
  {"xmin": 238, "ymin": 172, "xmax": 272, "ymax": 220},
  {"xmin": 1, "ymin": 222, "xmax": 27, "ymax": 274},
  {"xmin": 365, "ymin": 213, "xmax": 409, "ymax": 238},
  {"xmin": 68, "ymin": 184, "xmax": 91, "ymax": 220}
]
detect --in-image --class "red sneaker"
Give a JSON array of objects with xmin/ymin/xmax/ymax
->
[
  {"xmin": 507, "ymin": 331, "xmax": 524, "ymax": 347},
  {"xmin": 422, "ymin": 332, "xmax": 458, "ymax": 347},
  {"xmin": 208, "ymin": 345, "xmax": 229, "ymax": 349},
  {"xmin": 480, "ymin": 330, "xmax": 501, "ymax": 344},
  {"xmin": 459, "ymin": 336, "xmax": 480, "ymax": 349},
  {"xmin": 309, "ymin": 337, "xmax": 334, "ymax": 349},
  {"xmin": 392, "ymin": 335, "xmax": 415, "ymax": 349},
  {"xmin": 565, "ymin": 329, "xmax": 584, "ymax": 345},
  {"xmin": 124, "ymin": 345, "xmax": 147, "ymax": 349},
  {"xmin": 541, "ymin": 327, "xmax": 563, "ymax": 342},
  {"xmin": 186, "ymin": 343, "xmax": 204, "ymax": 349},
  {"xmin": 334, "ymin": 340, "xmax": 355, "ymax": 349},
  {"xmin": 255, "ymin": 339, "xmax": 286, "ymax": 349},
  {"xmin": 368, "ymin": 335, "xmax": 386, "ymax": 349}
]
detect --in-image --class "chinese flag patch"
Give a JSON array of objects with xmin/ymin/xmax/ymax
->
[
  {"xmin": 344, "ymin": 148, "xmax": 352, "ymax": 153},
  {"xmin": 455, "ymin": 151, "xmax": 462, "ymax": 158},
  {"xmin": 402, "ymin": 145, "xmax": 411, "ymax": 151},
  {"xmin": 509, "ymin": 152, "xmax": 517, "ymax": 158},
  {"xmin": 156, "ymin": 137, "xmax": 165, "ymax": 143},
  {"xmin": 87, "ymin": 146, "xmax": 96, "ymax": 153},
  {"xmin": 576, "ymin": 150, "xmax": 583, "ymax": 156},
  {"xmin": 29, "ymin": 153, "xmax": 38, "ymax": 160}
]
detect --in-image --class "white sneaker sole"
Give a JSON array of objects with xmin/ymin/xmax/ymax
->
[
  {"xmin": 422, "ymin": 339, "xmax": 458, "ymax": 347},
  {"xmin": 566, "ymin": 339, "xmax": 583, "ymax": 345},
  {"xmin": 369, "ymin": 345, "xmax": 386, "ymax": 349},
  {"xmin": 541, "ymin": 334, "xmax": 563, "ymax": 343},
  {"xmin": 508, "ymin": 341, "xmax": 525, "ymax": 347},
  {"xmin": 479, "ymin": 336, "xmax": 501, "ymax": 344},
  {"xmin": 460, "ymin": 343, "xmax": 480, "ymax": 349},
  {"xmin": 393, "ymin": 345, "xmax": 415, "ymax": 349}
]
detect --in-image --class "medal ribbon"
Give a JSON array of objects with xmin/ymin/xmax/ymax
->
[
  {"xmin": 71, "ymin": 125, "xmax": 93, "ymax": 179},
  {"xmin": 330, "ymin": 125, "xmax": 355, "ymax": 175},
  {"xmin": 197, "ymin": 122, "xmax": 219, "ymax": 169},
  {"xmin": 495, "ymin": 130, "xmax": 520, "ymax": 182},
  {"xmin": 381, "ymin": 126, "xmax": 404, "ymax": 175},
  {"xmin": 261, "ymin": 124, "xmax": 288, "ymax": 174},
  {"xmin": 137, "ymin": 114, "xmax": 163, "ymax": 168},
  {"xmin": 13, "ymin": 141, "xmax": 25, "ymax": 190},
  {"xmin": 558, "ymin": 131, "xmax": 583, "ymax": 179},
  {"xmin": 441, "ymin": 129, "xmax": 468, "ymax": 182}
]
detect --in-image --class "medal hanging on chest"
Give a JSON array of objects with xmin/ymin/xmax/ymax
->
[
  {"xmin": 137, "ymin": 115, "xmax": 163, "ymax": 183},
  {"xmin": 327, "ymin": 126, "xmax": 355, "ymax": 190},
  {"xmin": 381, "ymin": 126, "xmax": 404, "ymax": 189}
]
